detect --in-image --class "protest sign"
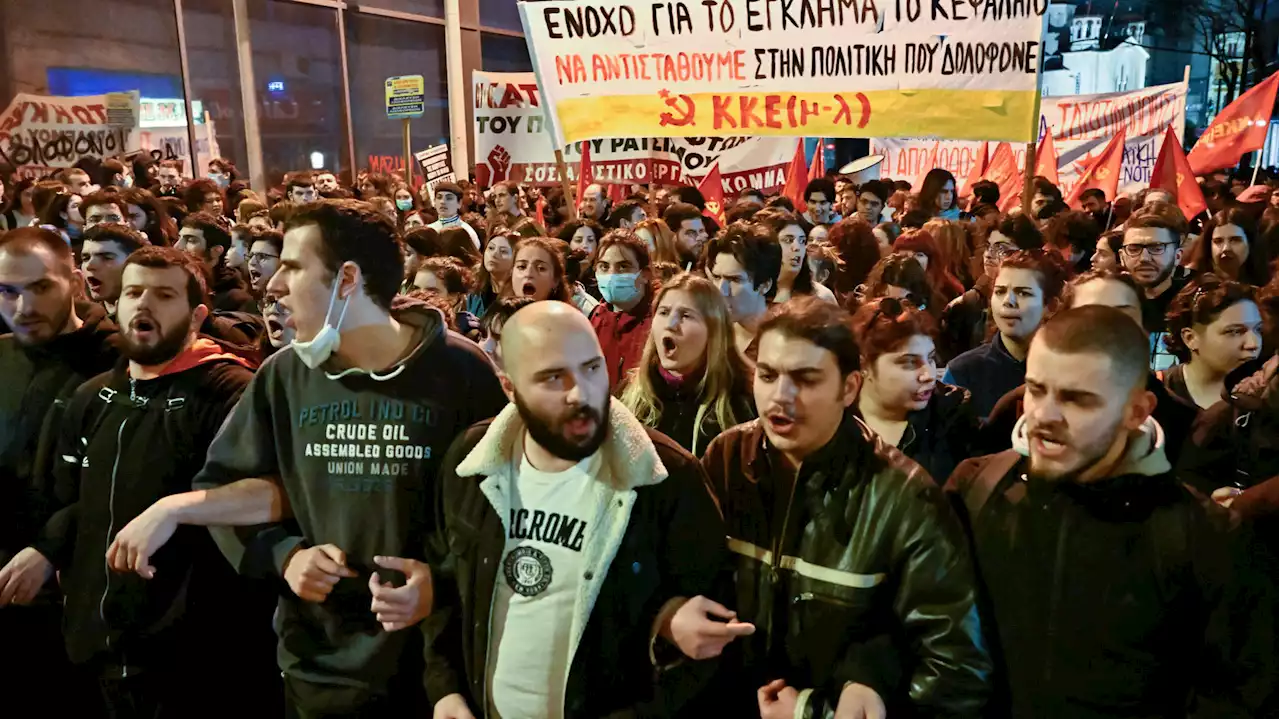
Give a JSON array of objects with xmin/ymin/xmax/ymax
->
[
  {"xmin": 518, "ymin": 0, "xmax": 1047, "ymax": 147},
  {"xmin": 474, "ymin": 69, "xmax": 796, "ymax": 191},
  {"xmin": 0, "ymin": 92, "xmax": 141, "ymax": 179},
  {"xmin": 415, "ymin": 144, "xmax": 456, "ymax": 196},
  {"xmin": 870, "ymin": 82, "xmax": 1187, "ymax": 196},
  {"xmin": 386, "ymin": 75, "xmax": 426, "ymax": 119}
]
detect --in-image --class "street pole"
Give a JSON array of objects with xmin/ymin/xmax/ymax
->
[
  {"xmin": 232, "ymin": 0, "xmax": 266, "ymax": 191},
  {"xmin": 1022, "ymin": 24, "xmax": 1047, "ymax": 215},
  {"xmin": 444, "ymin": 0, "xmax": 469, "ymax": 180},
  {"xmin": 172, "ymin": 0, "xmax": 201, "ymax": 181},
  {"xmin": 403, "ymin": 118, "xmax": 413, "ymax": 187}
]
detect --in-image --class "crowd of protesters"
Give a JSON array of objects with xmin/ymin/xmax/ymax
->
[{"xmin": 0, "ymin": 150, "xmax": 1276, "ymax": 719}]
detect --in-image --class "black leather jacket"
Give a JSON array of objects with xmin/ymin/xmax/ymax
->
[{"xmin": 700, "ymin": 415, "xmax": 991, "ymax": 718}]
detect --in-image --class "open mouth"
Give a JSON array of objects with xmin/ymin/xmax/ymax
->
[
  {"xmin": 85, "ymin": 276, "xmax": 102, "ymax": 294},
  {"xmin": 660, "ymin": 335, "xmax": 678, "ymax": 357},
  {"xmin": 1030, "ymin": 432, "xmax": 1068, "ymax": 458},
  {"xmin": 521, "ymin": 282, "xmax": 537, "ymax": 297},
  {"xmin": 765, "ymin": 411, "xmax": 798, "ymax": 436},
  {"xmin": 911, "ymin": 386, "xmax": 934, "ymax": 403},
  {"xmin": 266, "ymin": 316, "xmax": 284, "ymax": 339},
  {"xmin": 131, "ymin": 317, "xmax": 157, "ymax": 339},
  {"xmin": 249, "ymin": 269, "xmax": 262, "ymax": 285}
]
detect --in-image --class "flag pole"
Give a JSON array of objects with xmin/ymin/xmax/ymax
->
[
  {"xmin": 1022, "ymin": 24, "xmax": 1047, "ymax": 215},
  {"xmin": 555, "ymin": 149, "xmax": 577, "ymax": 221},
  {"xmin": 1250, "ymin": 155, "xmax": 1262, "ymax": 186}
]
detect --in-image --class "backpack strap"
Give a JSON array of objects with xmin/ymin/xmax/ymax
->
[{"xmin": 961, "ymin": 450, "xmax": 1025, "ymax": 518}]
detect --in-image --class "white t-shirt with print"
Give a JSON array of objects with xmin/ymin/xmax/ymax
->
[{"xmin": 488, "ymin": 451, "xmax": 600, "ymax": 719}]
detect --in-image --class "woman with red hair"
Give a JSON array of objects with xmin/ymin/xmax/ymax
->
[
  {"xmin": 893, "ymin": 228, "xmax": 965, "ymax": 302},
  {"xmin": 825, "ymin": 215, "xmax": 883, "ymax": 296}
]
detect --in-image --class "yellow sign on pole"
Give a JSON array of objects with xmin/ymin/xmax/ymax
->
[{"xmin": 386, "ymin": 75, "xmax": 425, "ymax": 119}]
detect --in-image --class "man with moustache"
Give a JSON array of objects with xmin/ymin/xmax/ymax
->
[
  {"xmin": 946, "ymin": 305, "xmax": 1243, "ymax": 717},
  {"xmin": 2, "ymin": 246, "xmax": 279, "ymax": 717},
  {"xmin": 80, "ymin": 223, "xmax": 150, "ymax": 320},
  {"xmin": 104, "ymin": 199, "xmax": 506, "ymax": 716},
  {"xmin": 0, "ymin": 227, "xmax": 119, "ymax": 713},
  {"xmin": 1119, "ymin": 212, "xmax": 1190, "ymax": 371},
  {"xmin": 426, "ymin": 301, "xmax": 738, "ymax": 719},
  {"xmin": 700, "ymin": 297, "xmax": 991, "ymax": 719}
]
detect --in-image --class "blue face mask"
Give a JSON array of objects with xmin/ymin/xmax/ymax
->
[
  {"xmin": 395, "ymin": 198, "xmax": 414, "ymax": 212},
  {"xmin": 598, "ymin": 272, "xmax": 642, "ymax": 307},
  {"xmin": 209, "ymin": 172, "xmax": 228, "ymax": 188}
]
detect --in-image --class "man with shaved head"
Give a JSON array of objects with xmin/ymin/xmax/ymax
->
[
  {"xmin": 947, "ymin": 306, "xmax": 1242, "ymax": 717},
  {"xmin": 426, "ymin": 301, "xmax": 742, "ymax": 719}
]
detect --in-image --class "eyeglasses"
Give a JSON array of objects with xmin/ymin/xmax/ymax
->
[
  {"xmin": 247, "ymin": 252, "xmax": 279, "ymax": 264},
  {"xmin": 259, "ymin": 296, "xmax": 282, "ymax": 314},
  {"xmin": 984, "ymin": 243, "xmax": 1016, "ymax": 259},
  {"xmin": 1120, "ymin": 242, "xmax": 1177, "ymax": 259},
  {"xmin": 869, "ymin": 295, "xmax": 926, "ymax": 323}
]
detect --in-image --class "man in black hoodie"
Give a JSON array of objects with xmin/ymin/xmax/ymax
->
[
  {"xmin": 946, "ymin": 306, "xmax": 1244, "ymax": 717},
  {"xmin": 108, "ymin": 199, "xmax": 508, "ymax": 716},
  {"xmin": 5, "ymin": 246, "xmax": 279, "ymax": 717},
  {"xmin": 177, "ymin": 211, "xmax": 257, "ymax": 313},
  {"xmin": 0, "ymin": 227, "xmax": 118, "ymax": 712}
]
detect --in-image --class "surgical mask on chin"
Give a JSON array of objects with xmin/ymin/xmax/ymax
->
[
  {"xmin": 598, "ymin": 272, "xmax": 642, "ymax": 306},
  {"xmin": 292, "ymin": 278, "xmax": 350, "ymax": 369},
  {"xmin": 209, "ymin": 172, "xmax": 228, "ymax": 188},
  {"xmin": 395, "ymin": 198, "xmax": 414, "ymax": 212},
  {"xmin": 121, "ymin": 174, "xmax": 134, "ymax": 188}
]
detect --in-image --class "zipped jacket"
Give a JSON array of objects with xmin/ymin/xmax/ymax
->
[
  {"xmin": 30, "ymin": 343, "xmax": 271, "ymax": 669},
  {"xmin": 700, "ymin": 415, "xmax": 991, "ymax": 718}
]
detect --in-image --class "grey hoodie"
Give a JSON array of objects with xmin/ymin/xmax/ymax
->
[
  {"xmin": 194, "ymin": 303, "xmax": 506, "ymax": 710},
  {"xmin": 1011, "ymin": 414, "xmax": 1172, "ymax": 477}
]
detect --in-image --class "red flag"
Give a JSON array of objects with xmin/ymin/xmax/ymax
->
[
  {"xmin": 1033, "ymin": 133, "xmax": 1060, "ymax": 186},
  {"xmin": 1188, "ymin": 71, "xmax": 1279, "ymax": 175},
  {"xmin": 808, "ymin": 139, "xmax": 826, "ymax": 182},
  {"xmin": 985, "ymin": 142, "xmax": 1023, "ymax": 212},
  {"xmin": 961, "ymin": 141, "xmax": 989, "ymax": 196},
  {"xmin": 607, "ymin": 183, "xmax": 627, "ymax": 204},
  {"xmin": 1066, "ymin": 129, "xmax": 1127, "ymax": 209},
  {"xmin": 534, "ymin": 195, "xmax": 547, "ymax": 228},
  {"xmin": 698, "ymin": 164, "xmax": 727, "ymax": 226},
  {"xmin": 576, "ymin": 141, "xmax": 593, "ymax": 207},
  {"xmin": 1151, "ymin": 125, "xmax": 1208, "ymax": 219},
  {"xmin": 782, "ymin": 138, "xmax": 808, "ymax": 210}
]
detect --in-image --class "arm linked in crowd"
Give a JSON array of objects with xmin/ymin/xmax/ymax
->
[{"xmin": 0, "ymin": 155, "xmax": 1276, "ymax": 719}]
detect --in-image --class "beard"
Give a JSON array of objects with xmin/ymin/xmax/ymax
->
[
  {"xmin": 11, "ymin": 301, "xmax": 73, "ymax": 347},
  {"xmin": 1027, "ymin": 423, "xmax": 1121, "ymax": 484},
  {"xmin": 513, "ymin": 388, "xmax": 609, "ymax": 462},
  {"xmin": 119, "ymin": 316, "xmax": 190, "ymax": 365}
]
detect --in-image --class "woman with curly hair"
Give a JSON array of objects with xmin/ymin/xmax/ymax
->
[
  {"xmin": 182, "ymin": 178, "xmax": 226, "ymax": 218},
  {"xmin": 619, "ymin": 273, "xmax": 754, "ymax": 455},
  {"xmin": 557, "ymin": 218, "xmax": 605, "ymax": 257},
  {"xmin": 1162, "ymin": 275, "xmax": 1264, "ymax": 410}
]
